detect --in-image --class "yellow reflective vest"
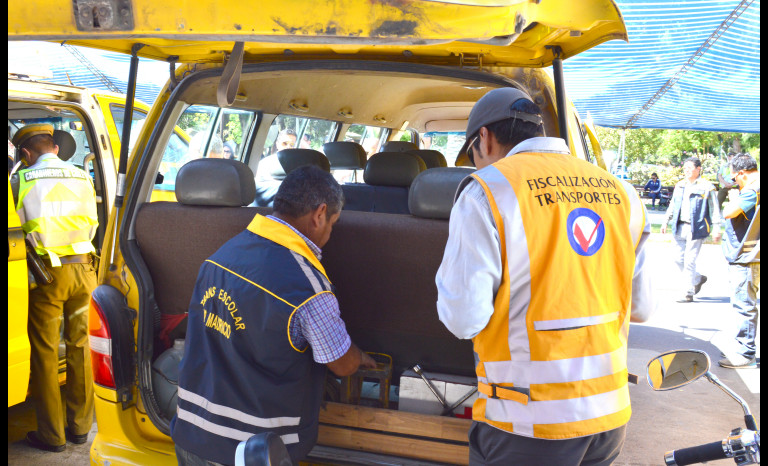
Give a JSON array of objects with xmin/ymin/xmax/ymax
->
[
  {"xmin": 15, "ymin": 153, "xmax": 98, "ymax": 267},
  {"xmin": 470, "ymin": 151, "xmax": 639, "ymax": 440}
]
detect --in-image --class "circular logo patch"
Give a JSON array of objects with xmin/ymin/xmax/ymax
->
[{"xmin": 566, "ymin": 208, "xmax": 605, "ymax": 256}]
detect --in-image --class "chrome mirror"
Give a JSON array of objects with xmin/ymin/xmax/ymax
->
[{"xmin": 646, "ymin": 349, "xmax": 711, "ymax": 391}]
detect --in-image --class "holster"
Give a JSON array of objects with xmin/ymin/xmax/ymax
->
[{"xmin": 25, "ymin": 238, "xmax": 54, "ymax": 286}]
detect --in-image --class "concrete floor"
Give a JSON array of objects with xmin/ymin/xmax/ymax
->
[{"xmin": 8, "ymin": 229, "xmax": 759, "ymax": 466}]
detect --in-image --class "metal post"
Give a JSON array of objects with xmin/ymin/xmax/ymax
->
[
  {"xmin": 551, "ymin": 46, "xmax": 569, "ymax": 151},
  {"xmin": 110, "ymin": 43, "xmax": 144, "ymax": 265}
]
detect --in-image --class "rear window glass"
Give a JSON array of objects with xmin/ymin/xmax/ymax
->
[
  {"xmin": 420, "ymin": 131, "xmax": 467, "ymax": 167},
  {"xmin": 262, "ymin": 115, "xmax": 338, "ymax": 159},
  {"xmin": 343, "ymin": 125, "xmax": 387, "ymax": 156}
]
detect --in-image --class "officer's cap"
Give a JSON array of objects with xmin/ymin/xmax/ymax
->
[{"xmin": 12, "ymin": 123, "xmax": 55, "ymax": 148}]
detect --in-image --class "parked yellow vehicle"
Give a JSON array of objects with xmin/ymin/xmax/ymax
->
[
  {"xmin": 10, "ymin": 0, "xmax": 625, "ymax": 462},
  {"xmin": 7, "ymin": 77, "xmax": 159, "ymax": 406}
]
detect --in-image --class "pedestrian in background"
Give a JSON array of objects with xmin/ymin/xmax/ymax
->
[
  {"xmin": 661, "ymin": 157, "xmax": 722, "ymax": 303},
  {"xmin": 718, "ymin": 153, "xmax": 760, "ymax": 369},
  {"xmin": 716, "ymin": 151, "xmax": 737, "ymax": 210},
  {"xmin": 644, "ymin": 172, "xmax": 662, "ymax": 210},
  {"xmin": 11, "ymin": 124, "xmax": 98, "ymax": 452}
]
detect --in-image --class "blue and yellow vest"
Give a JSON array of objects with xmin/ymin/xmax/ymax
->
[
  {"xmin": 171, "ymin": 215, "xmax": 331, "ymax": 464},
  {"xmin": 722, "ymin": 180, "xmax": 759, "ymax": 264},
  {"xmin": 469, "ymin": 152, "xmax": 640, "ymax": 439},
  {"xmin": 15, "ymin": 153, "xmax": 98, "ymax": 266}
]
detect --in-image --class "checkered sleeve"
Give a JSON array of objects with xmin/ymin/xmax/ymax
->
[{"xmin": 296, "ymin": 293, "xmax": 352, "ymax": 364}]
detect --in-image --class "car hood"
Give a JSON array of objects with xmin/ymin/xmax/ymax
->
[{"xmin": 9, "ymin": 0, "xmax": 627, "ymax": 67}]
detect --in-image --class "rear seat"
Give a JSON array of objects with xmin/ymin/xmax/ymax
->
[
  {"xmin": 407, "ymin": 149, "xmax": 447, "ymax": 169},
  {"xmin": 342, "ymin": 151, "xmax": 425, "ymax": 214},
  {"xmin": 380, "ymin": 140, "xmax": 418, "ymax": 152},
  {"xmin": 253, "ymin": 148, "xmax": 331, "ymax": 207},
  {"xmin": 134, "ymin": 158, "xmax": 476, "ymax": 376}
]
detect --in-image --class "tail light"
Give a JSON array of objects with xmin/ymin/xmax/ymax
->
[
  {"xmin": 89, "ymin": 296, "xmax": 116, "ymax": 388},
  {"xmin": 87, "ymin": 285, "xmax": 136, "ymax": 407}
]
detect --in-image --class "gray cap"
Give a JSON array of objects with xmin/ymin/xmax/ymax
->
[{"xmin": 457, "ymin": 87, "xmax": 543, "ymax": 166}]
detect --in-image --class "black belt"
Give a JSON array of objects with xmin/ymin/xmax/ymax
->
[{"xmin": 44, "ymin": 253, "xmax": 92, "ymax": 265}]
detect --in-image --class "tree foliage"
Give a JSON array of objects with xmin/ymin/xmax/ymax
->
[{"xmin": 596, "ymin": 127, "xmax": 760, "ymax": 185}]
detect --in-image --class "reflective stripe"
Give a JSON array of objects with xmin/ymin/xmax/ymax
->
[
  {"xmin": 484, "ymin": 346, "xmax": 628, "ymax": 387},
  {"xmin": 178, "ymin": 387, "xmax": 301, "ymax": 429},
  {"xmin": 484, "ymin": 386, "xmax": 630, "ymax": 426},
  {"xmin": 533, "ymin": 312, "xmax": 619, "ymax": 331},
  {"xmin": 291, "ymin": 251, "xmax": 322, "ymax": 294},
  {"xmin": 177, "ymin": 408, "xmax": 300, "ymax": 445}
]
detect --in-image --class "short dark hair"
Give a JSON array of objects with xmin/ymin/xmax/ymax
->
[
  {"xmin": 471, "ymin": 99, "xmax": 543, "ymax": 153},
  {"xmin": 273, "ymin": 165, "xmax": 344, "ymax": 218},
  {"xmin": 683, "ymin": 157, "xmax": 702, "ymax": 168},
  {"xmin": 731, "ymin": 153, "xmax": 758, "ymax": 173},
  {"xmin": 22, "ymin": 134, "xmax": 56, "ymax": 154},
  {"xmin": 651, "ymin": 172, "xmax": 658, "ymax": 177}
]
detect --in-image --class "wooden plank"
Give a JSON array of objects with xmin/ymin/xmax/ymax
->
[
  {"xmin": 319, "ymin": 402, "xmax": 471, "ymax": 442},
  {"xmin": 317, "ymin": 424, "xmax": 469, "ymax": 466}
]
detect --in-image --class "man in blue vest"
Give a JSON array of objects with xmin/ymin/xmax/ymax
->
[
  {"xmin": 171, "ymin": 165, "xmax": 376, "ymax": 465},
  {"xmin": 718, "ymin": 153, "xmax": 759, "ymax": 369}
]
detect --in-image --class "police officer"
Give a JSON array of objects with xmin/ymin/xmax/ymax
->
[
  {"xmin": 436, "ymin": 88, "xmax": 655, "ymax": 464},
  {"xmin": 171, "ymin": 165, "xmax": 376, "ymax": 465},
  {"xmin": 11, "ymin": 124, "xmax": 98, "ymax": 452}
]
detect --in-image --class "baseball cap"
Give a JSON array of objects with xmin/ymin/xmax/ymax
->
[
  {"xmin": 457, "ymin": 87, "xmax": 542, "ymax": 166},
  {"xmin": 12, "ymin": 123, "xmax": 55, "ymax": 148}
]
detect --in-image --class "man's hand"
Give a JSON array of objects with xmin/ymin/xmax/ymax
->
[
  {"xmin": 660, "ymin": 223, "xmax": 667, "ymax": 234},
  {"xmin": 326, "ymin": 343, "xmax": 376, "ymax": 377},
  {"xmin": 712, "ymin": 232, "xmax": 722, "ymax": 242},
  {"xmin": 360, "ymin": 352, "xmax": 377, "ymax": 370}
]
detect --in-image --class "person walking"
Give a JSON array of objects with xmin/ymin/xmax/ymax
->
[
  {"xmin": 171, "ymin": 165, "xmax": 376, "ymax": 465},
  {"xmin": 11, "ymin": 124, "xmax": 98, "ymax": 452},
  {"xmin": 718, "ymin": 153, "xmax": 760, "ymax": 369},
  {"xmin": 436, "ymin": 88, "xmax": 655, "ymax": 465},
  {"xmin": 661, "ymin": 157, "xmax": 722, "ymax": 302}
]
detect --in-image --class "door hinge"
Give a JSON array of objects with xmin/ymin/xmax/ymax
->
[{"xmin": 74, "ymin": 0, "xmax": 134, "ymax": 31}]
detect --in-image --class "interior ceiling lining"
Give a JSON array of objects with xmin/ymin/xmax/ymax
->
[{"xmin": 181, "ymin": 69, "xmax": 497, "ymax": 129}]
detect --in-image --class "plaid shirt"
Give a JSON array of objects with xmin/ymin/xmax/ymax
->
[{"xmin": 268, "ymin": 216, "xmax": 351, "ymax": 364}]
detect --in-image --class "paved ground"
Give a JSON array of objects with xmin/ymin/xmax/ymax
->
[{"xmin": 8, "ymin": 216, "xmax": 759, "ymax": 465}]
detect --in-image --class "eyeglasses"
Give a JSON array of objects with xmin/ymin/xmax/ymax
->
[{"xmin": 466, "ymin": 135, "xmax": 478, "ymax": 166}]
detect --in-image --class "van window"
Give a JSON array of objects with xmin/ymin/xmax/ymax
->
[
  {"xmin": 343, "ymin": 124, "xmax": 387, "ymax": 156},
  {"xmin": 262, "ymin": 115, "xmax": 338, "ymax": 158},
  {"xmin": 8, "ymin": 111, "xmax": 92, "ymax": 168},
  {"xmin": 420, "ymin": 131, "xmax": 466, "ymax": 167},
  {"xmin": 154, "ymin": 105, "xmax": 257, "ymax": 196},
  {"xmin": 109, "ymin": 104, "xmax": 147, "ymax": 154}
]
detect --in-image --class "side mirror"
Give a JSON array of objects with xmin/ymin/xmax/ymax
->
[
  {"xmin": 646, "ymin": 349, "xmax": 711, "ymax": 391},
  {"xmin": 69, "ymin": 121, "xmax": 84, "ymax": 131},
  {"xmin": 234, "ymin": 432, "xmax": 292, "ymax": 466}
]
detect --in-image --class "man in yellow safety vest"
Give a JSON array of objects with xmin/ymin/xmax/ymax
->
[
  {"xmin": 436, "ymin": 88, "xmax": 656, "ymax": 464},
  {"xmin": 11, "ymin": 123, "xmax": 98, "ymax": 453}
]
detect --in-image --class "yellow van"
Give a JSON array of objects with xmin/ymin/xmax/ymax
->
[
  {"xmin": 10, "ymin": 0, "xmax": 624, "ymax": 462},
  {"xmin": 7, "ymin": 76, "xmax": 158, "ymax": 406}
]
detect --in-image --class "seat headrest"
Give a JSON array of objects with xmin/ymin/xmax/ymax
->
[
  {"xmin": 364, "ymin": 152, "xmax": 426, "ymax": 187},
  {"xmin": 176, "ymin": 159, "xmax": 256, "ymax": 206},
  {"xmin": 381, "ymin": 141, "xmax": 418, "ymax": 153},
  {"xmin": 52, "ymin": 130, "xmax": 77, "ymax": 162},
  {"xmin": 407, "ymin": 150, "xmax": 447, "ymax": 169},
  {"xmin": 408, "ymin": 167, "xmax": 475, "ymax": 219},
  {"xmin": 264, "ymin": 149, "xmax": 331, "ymax": 179},
  {"xmin": 323, "ymin": 141, "xmax": 367, "ymax": 170}
]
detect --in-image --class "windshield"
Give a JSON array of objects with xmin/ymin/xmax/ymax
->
[{"xmin": 420, "ymin": 131, "xmax": 466, "ymax": 167}]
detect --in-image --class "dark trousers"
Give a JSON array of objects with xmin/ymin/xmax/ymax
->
[{"xmin": 469, "ymin": 422, "xmax": 626, "ymax": 466}]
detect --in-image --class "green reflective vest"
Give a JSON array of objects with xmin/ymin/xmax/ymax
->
[{"xmin": 15, "ymin": 153, "xmax": 98, "ymax": 267}]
